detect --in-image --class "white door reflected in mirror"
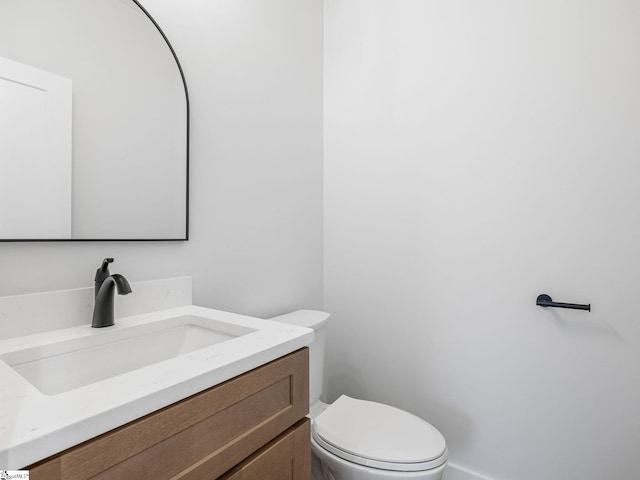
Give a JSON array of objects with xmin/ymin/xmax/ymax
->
[{"xmin": 0, "ymin": 56, "xmax": 72, "ymax": 239}]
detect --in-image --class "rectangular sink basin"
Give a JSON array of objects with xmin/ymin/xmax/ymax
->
[{"xmin": 0, "ymin": 315, "xmax": 256, "ymax": 395}]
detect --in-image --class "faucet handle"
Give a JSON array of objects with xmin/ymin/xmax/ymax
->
[
  {"xmin": 95, "ymin": 257, "xmax": 115, "ymax": 282},
  {"xmin": 101, "ymin": 258, "xmax": 114, "ymax": 269}
]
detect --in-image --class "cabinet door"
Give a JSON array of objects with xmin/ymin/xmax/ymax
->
[
  {"xmin": 27, "ymin": 348, "xmax": 309, "ymax": 480},
  {"xmin": 222, "ymin": 419, "xmax": 310, "ymax": 480}
]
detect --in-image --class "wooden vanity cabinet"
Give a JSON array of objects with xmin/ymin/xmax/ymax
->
[
  {"xmin": 219, "ymin": 419, "xmax": 310, "ymax": 480},
  {"xmin": 27, "ymin": 348, "xmax": 310, "ymax": 480}
]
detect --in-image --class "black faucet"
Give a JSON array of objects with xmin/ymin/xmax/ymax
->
[{"xmin": 92, "ymin": 258, "xmax": 132, "ymax": 328}]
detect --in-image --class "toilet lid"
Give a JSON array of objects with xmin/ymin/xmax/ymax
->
[{"xmin": 312, "ymin": 395, "xmax": 447, "ymax": 472}]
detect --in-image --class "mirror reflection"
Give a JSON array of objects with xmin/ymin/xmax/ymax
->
[{"xmin": 0, "ymin": 0, "xmax": 188, "ymax": 240}]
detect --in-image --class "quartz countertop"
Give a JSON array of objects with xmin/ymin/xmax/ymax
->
[{"xmin": 0, "ymin": 305, "xmax": 313, "ymax": 469}]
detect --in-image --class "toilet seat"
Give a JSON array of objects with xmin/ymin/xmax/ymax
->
[{"xmin": 312, "ymin": 395, "xmax": 448, "ymax": 472}]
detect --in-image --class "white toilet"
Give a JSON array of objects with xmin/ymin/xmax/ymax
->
[{"xmin": 271, "ymin": 310, "xmax": 448, "ymax": 480}]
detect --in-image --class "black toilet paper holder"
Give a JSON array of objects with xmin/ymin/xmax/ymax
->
[{"xmin": 536, "ymin": 294, "xmax": 590, "ymax": 312}]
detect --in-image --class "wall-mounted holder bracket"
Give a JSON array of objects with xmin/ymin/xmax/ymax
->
[{"xmin": 536, "ymin": 294, "xmax": 590, "ymax": 312}]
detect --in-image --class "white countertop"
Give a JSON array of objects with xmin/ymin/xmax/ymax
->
[{"xmin": 0, "ymin": 305, "xmax": 313, "ymax": 469}]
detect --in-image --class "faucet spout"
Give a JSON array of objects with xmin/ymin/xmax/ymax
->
[
  {"xmin": 111, "ymin": 273, "xmax": 133, "ymax": 296},
  {"xmin": 92, "ymin": 258, "xmax": 132, "ymax": 328}
]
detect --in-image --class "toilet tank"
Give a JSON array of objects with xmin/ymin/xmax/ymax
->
[{"xmin": 269, "ymin": 310, "xmax": 330, "ymax": 405}]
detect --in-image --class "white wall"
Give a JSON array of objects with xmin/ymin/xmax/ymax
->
[
  {"xmin": 149, "ymin": 0, "xmax": 324, "ymax": 317},
  {"xmin": 0, "ymin": 0, "xmax": 323, "ymax": 319},
  {"xmin": 324, "ymin": 1, "xmax": 640, "ymax": 479}
]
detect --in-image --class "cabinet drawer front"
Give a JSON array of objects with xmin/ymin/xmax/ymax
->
[
  {"xmin": 28, "ymin": 348, "xmax": 309, "ymax": 480},
  {"xmin": 221, "ymin": 419, "xmax": 311, "ymax": 480}
]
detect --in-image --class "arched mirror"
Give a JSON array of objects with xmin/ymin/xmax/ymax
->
[{"xmin": 0, "ymin": 0, "xmax": 189, "ymax": 241}]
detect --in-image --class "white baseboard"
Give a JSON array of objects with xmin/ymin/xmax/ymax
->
[{"xmin": 444, "ymin": 463, "xmax": 497, "ymax": 480}]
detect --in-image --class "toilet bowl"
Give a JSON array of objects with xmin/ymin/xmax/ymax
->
[{"xmin": 270, "ymin": 310, "xmax": 448, "ymax": 480}]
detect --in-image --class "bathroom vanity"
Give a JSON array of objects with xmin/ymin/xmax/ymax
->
[
  {"xmin": 27, "ymin": 348, "xmax": 310, "ymax": 480},
  {"xmin": 0, "ymin": 284, "xmax": 314, "ymax": 479}
]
